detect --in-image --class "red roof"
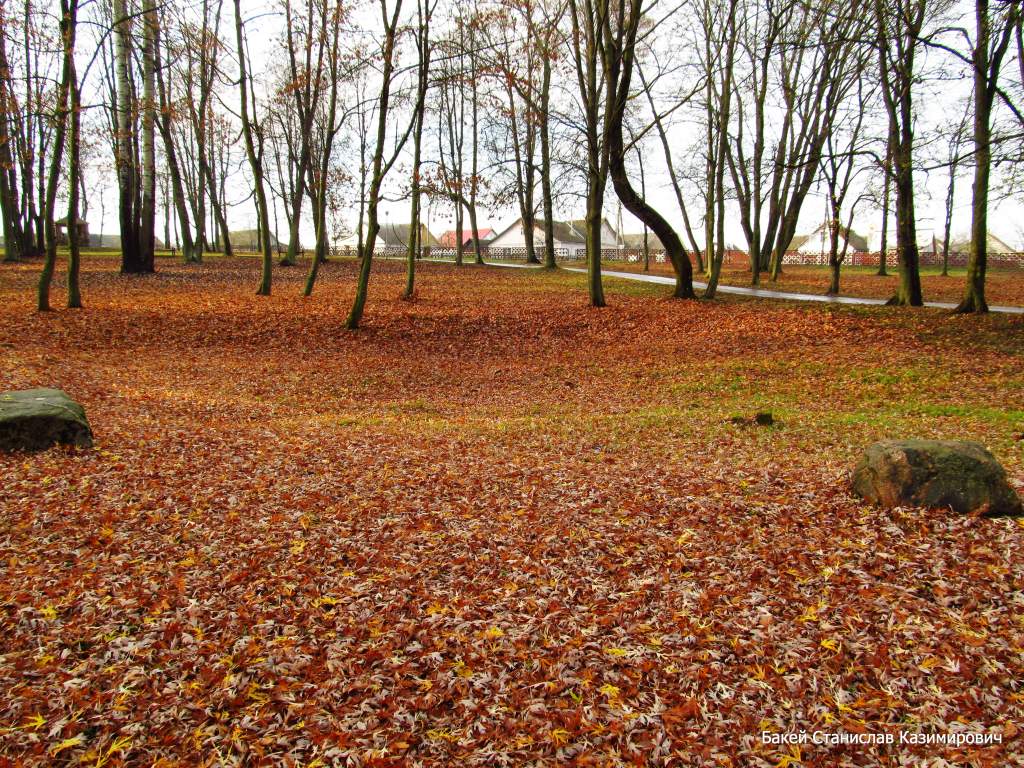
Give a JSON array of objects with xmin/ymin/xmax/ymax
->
[{"xmin": 439, "ymin": 229, "xmax": 494, "ymax": 247}]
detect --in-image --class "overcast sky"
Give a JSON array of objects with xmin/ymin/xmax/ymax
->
[{"xmin": 77, "ymin": 0, "xmax": 1024, "ymax": 251}]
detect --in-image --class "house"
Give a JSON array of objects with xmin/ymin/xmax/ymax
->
[
  {"xmin": 229, "ymin": 229, "xmax": 281, "ymax": 251},
  {"xmin": 949, "ymin": 232, "xmax": 1017, "ymax": 254},
  {"xmin": 336, "ymin": 222, "xmax": 440, "ymax": 252},
  {"xmin": 620, "ymin": 232, "xmax": 665, "ymax": 251},
  {"xmin": 488, "ymin": 217, "xmax": 619, "ymax": 259},
  {"xmin": 55, "ymin": 217, "xmax": 90, "ymax": 246},
  {"xmin": 439, "ymin": 228, "xmax": 494, "ymax": 248},
  {"xmin": 791, "ymin": 223, "xmax": 869, "ymax": 256},
  {"xmin": 87, "ymin": 232, "xmax": 166, "ymax": 249}
]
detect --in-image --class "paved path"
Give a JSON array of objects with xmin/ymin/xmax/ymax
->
[
  {"xmin": 417, "ymin": 258, "xmax": 1024, "ymax": 314},
  {"xmin": 561, "ymin": 266, "xmax": 1024, "ymax": 315}
]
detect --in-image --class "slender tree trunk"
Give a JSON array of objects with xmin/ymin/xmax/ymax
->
[
  {"xmin": 540, "ymin": 53, "xmax": 556, "ymax": 269},
  {"xmin": 114, "ymin": 0, "xmax": 142, "ymax": 273},
  {"xmin": 346, "ymin": 0, "xmax": 407, "ymax": 329},
  {"xmin": 155, "ymin": 3, "xmax": 197, "ymax": 263},
  {"xmin": 139, "ymin": 0, "xmax": 157, "ymax": 272},
  {"xmin": 0, "ymin": 30, "xmax": 23, "ymax": 263},
  {"xmin": 942, "ymin": 170, "xmax": 954, "ymax": 277},
  {"xmin": 404, "ymin": 4, "xmax": 429, "ymax": 298},
  {"xmin": 878, "ymin": 138, "xmax": 891, "ymax": 276},
  {"xmin": 67, "ymin": 15, "xmax": 82, "ymax": 309},
  {"xmin": 234, "ymin": 0, "xmax": 273, "ymax": 295},
  {"xmin": 39, "ymin": 1, "xmax": 75, "ymax": 311}
]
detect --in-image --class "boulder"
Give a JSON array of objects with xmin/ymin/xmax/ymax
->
[
  {"xmin": 0, "ymin": 388, "xmax": 93, "ymax": 452},
  {"xmin": 851, "ymin": 439, "xmax": 1022, "ymax": 517}
]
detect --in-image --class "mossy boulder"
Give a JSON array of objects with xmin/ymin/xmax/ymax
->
[
  {"xmin": 851, "ymin": 439, "xmax": 1022, "ymax": 517},
  {"xmin": 0, "ymin": 388, "xmax": 93, "ymax": 452}
]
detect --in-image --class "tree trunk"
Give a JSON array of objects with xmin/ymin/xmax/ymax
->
[
  {"xmin": 139, "ymin": 0, "xmax": 157, "ymax": 273},
  {"xmin": 114, "ymin": 0, "xmax": 142, "ymax": 274},
  {"xmin": 39, "ymin": 1, "xmax": 75, "ymax": 310},
  {"xmin": 540, "ymin": 54, "xmax": 556, "ymax": 269},
  {"xmin": 0, "ymin": 29, "xmax": 23, "ymax": 263},
  {"xmin": 888, "ymin": 137, "xmax": 923, "ymax": 306},
  {"xmin": 346, "ymin": 0, "xmax": 407, "ymax": 329},
  {"xmin": 955, "ymin": 0, "xmax": 1008, "ymax": 314},
  {"xmin": 609, "ymin": 128, "xmax": 694, "ymax": 298},
  {"xmin": 67, "ymin": 10, "xmax": 82, "ymax": 309},
  {"xmin": 878, "ymin": 137, "xmax": 891, "ymax": 276},
  {"xmin": 233, "ymin": 0, "xmax": 273, "ymax": 295}
]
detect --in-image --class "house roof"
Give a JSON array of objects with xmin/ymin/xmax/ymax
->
[
  {"xmin": 793, "ymin": 224, "xmax": 869, "ymax": 253},
  {"xmin": 377, "ymin": 223, "xmax": 441, "ymax": 248},
  {"xmin": 229, "ymin": 229, "xmax": 281, "ymax": 249},
  {"xmin": 89, "ymin": 233, "xmax": 166, "ymax": 249},
  {"xmin": 439, "ymin": 228, "xmax": 494, "ymax": 247},
  {"xmin": 492, "ymin": 217, "xmax": 621, "ymax": 246},
  {"xmin": 620, "ymin": 232, "xmax": 665, "ymax": 250},
  {"xmin": 949, "ymin": 232, "xmax": 1017, "ymax": 253}
]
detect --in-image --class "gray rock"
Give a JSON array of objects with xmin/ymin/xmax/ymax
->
[
  {"xmin": 0, "ymin": 388, "xmax": 93, "ymax": 452},
  {"xmin": 851, "ymin": 439, "xmax": 1022, "ymax": 517}
]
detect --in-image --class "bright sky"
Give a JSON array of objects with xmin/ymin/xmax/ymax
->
[{"xmin": 76, "ymin": 0, "xmax": 1024, "ymax": 251}]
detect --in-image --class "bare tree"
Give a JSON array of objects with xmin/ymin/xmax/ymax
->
[
  {"xmin": 345, "ymin": 0, "xmax": 417, "ymax": 329},
  {"xmin": 234, "ymin": 0, "xmax": 274, "ymax": 294}
]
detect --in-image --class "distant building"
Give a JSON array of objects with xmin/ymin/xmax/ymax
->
[
  {"xmin": 619, "ymin": 232, "xmax": 665, "ymax": 251},
  {"xmin": 488, "ymin": 217, "xmax": 619, "ymax": 259},
  {"xmin": 949, "ymin": 232, "xmax": 1017, "ymax": 254},
  {"xmin": 87, "ymin": 232, "xmax": 166, "ymax": 250},
  {"xmin": 229, "ymin": 229, "xmax": 281, "ymax": 251},
  {"xmin": 55, "ymin": 217, "xmax": 90, "ymax": 246},
  {"xmin": 790, "ymin": 223, "xmax": 869, "ymax": 257},
  {"xmin": 336, "ymin": 223, "xmax": 441, "ymax": 253},
  {"xmin": 439, "ymin": 228, "xmax": 494, "ymax": 248}
]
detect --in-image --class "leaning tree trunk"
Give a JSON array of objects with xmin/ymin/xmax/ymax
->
[{"xmin": 608, "ymin": 139, "xmax": 694, "ymax": 298}]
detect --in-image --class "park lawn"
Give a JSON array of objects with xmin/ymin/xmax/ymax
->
[
  {"xmin": 606, "ymin": 259, "xmax": 1024, "ymax": 306},
  {"xmin": 1, "ymin": 256, "xmax": 1023, "ymax": 766}
]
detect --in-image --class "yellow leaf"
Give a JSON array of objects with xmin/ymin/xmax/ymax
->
[
  {"xmin": 49, "ymin": 734, "xmax": 84, "ymax": 756},
  {"xmin": 776, "ymin": 744, "xmax": 802, "ymax": 767},
  {"xmin": 604, "ymin": 647, "xmax": 628, "ymax": 657},
  {"xmin": 550, "ymin": 728, "xmax": 570, "ymax": 746},
  {"xmin": 820, "ymin": 638, "xmax": 840, "ymax": 653},
  {"xmin": 39, "ymin": 605, "xmax": 57, "ymax": 621},
  {"xmin": 21, "ymin": 714, "xmax": 45, "ymax": 731},
  {"xmin": 598, "ymin": 683, "xmax": 620, "ymax": 698},
  {"xmin": 106, "ymin": 736, "xmax": 132, "ymax": 755}
]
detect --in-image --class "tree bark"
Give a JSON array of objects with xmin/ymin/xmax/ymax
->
[
  {"xmin": 67, "ymin": 3, "xmax": 82, "ymax": 308},
  {"xmin": 234, "ymin": 0, "xmax": 274, "ymax": 295},
  {"xmin": 139, "ymin": 0, "xmax": 157, "ymax": 273},
  {"xmin": 113, "ymin": 0, "xmax": 142, "ymax": 274},
  {"xmin": 38, "ymin": 0, "xmax": 75, "ymax": 310}
]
